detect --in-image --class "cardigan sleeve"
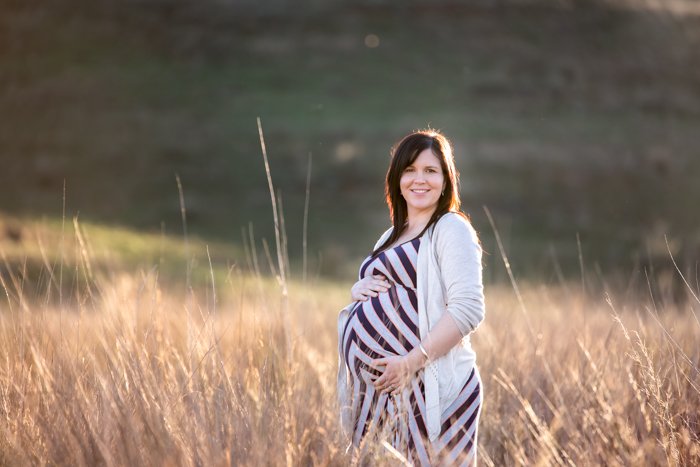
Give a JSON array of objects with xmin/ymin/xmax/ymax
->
[{"xmin": 433, "ymin": 214, "xmax": 485, "ymax": 336}]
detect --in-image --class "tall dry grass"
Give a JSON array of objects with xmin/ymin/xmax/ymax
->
[
  {"xmin": 1, "ymin": 216, "xmax": 699, "ymax": 466},
  {"xmin": 2, "ymin": 126, "xmax": 699, "ymax": 465}
]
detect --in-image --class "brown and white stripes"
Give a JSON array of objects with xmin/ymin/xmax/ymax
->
[{"xmin": 342, "ymin": 237, "xmax": 482, "ymax": 466}]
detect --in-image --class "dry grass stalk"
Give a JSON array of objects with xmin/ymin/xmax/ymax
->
[{"xmin": 1, "ymin": 220, "xmax": 699, "ymax": 465}]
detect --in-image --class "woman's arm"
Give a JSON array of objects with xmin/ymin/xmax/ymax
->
[
  {"xmin": 372, "ymin": 311, "xmax": 463, "ymax": 394},
  {"xmin": 434, "ymin": 214, "xmax": 485, "ymax": 336}
]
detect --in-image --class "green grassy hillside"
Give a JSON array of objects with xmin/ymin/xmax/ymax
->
[{"xmin": 2, "ymin": 0, "xmax": 699, "ymax": 279}]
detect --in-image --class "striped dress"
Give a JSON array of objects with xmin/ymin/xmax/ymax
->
[{"xmin": 341, "ymin": 237, "xmax": 482, "ymax": 466}]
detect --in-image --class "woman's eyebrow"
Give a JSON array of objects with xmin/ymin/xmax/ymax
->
[{"xmin": 405, "ymin": 164, "xmax": 439, "ymax": 170}]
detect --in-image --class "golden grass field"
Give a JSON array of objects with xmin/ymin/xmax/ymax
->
[{"xmin": 0, "ymin": 217, "xmax": 699, "ymax": 466}]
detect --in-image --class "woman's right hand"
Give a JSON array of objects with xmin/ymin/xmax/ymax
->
[{"xmin": 351, "ymin": 274, "xmax": 391, "ymax": 302}]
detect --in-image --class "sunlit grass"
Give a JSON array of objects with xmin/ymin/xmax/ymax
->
[
  {"xmin": 1, "ymin": 215, "xmax": 699, "ymax": 466},
  {"xmin": 0, "ymin": 213, "xmax": 245, "ymax": 287}
]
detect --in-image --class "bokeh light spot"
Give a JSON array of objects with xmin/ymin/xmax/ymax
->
[{"xmin": 365, "ymin": 34, "xmax": 379, "ymax": 48}]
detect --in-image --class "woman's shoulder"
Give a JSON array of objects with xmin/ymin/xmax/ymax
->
[
  {"xmin": 435, "ymin": 211, "xmax": 475, "ymax": 232},
  {"xmin": 378, "ymin": 225, "xmax": 394, "ymax": 241},
  {"xmin": 434, "ymin": 211, "xmax": 479, "ymax": 243},
  {"xmin": 373, "ymin": 226, "xmax": 395, "ymax": 250}
]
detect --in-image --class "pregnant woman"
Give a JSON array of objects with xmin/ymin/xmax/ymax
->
[{"xmin": 337, "ymin": 130, "xmax": 486, "ymax": 466}]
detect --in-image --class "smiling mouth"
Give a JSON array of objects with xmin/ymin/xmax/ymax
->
[{"xmin": 411, "ymin": 189, "xmax": 429, "ymax": 193}]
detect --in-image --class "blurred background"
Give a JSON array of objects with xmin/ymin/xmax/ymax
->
[{"xmin": 1, "ymin": 0, "xmax": 699, "ymax": 284}]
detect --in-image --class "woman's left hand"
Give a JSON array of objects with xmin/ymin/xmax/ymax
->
[{"xmin": 372, "ymin": 352, "xmax": 423, "ymax": 395}]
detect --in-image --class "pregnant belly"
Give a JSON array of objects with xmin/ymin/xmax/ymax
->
[{"xmin": 354, "ymin": 297, "xmax": 416, "ymax": 357}]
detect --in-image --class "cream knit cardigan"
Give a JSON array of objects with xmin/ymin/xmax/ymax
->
[{"xmin": 337, "ymin": 211, "xmax": 486, "ymax": 443}]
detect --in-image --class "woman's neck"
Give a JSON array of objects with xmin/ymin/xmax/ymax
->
[{"xmin": 404, "ymin": 207, "xmax": 436, "ymax": 235}]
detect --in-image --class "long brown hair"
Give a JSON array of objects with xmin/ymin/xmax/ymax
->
[{"xmin": 370, "ymin": 129, "xmax": 471, "ymax": 259}]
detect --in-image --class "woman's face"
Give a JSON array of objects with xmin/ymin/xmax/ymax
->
[{"xmin": 399, "ymin": 148, "xmax": 446, "ymax": 217}]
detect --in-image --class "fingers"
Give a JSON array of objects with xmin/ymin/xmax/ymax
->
[
  {"xmin": 380, "ymin": 378, "xmax": 401, "ymax": 395},
  {"xmin": 351, "ymin": 290, "xmax": 369, "ymax": 302},
  {"xmin": 373, "ymin": 375, "xmax": 396, "ymax": 395},
  {"xmin": 385, "ymin": 380, "xmax": 397, "ymax": 395},
  {"xmin": 373, "ymin": 373, "xmax": 386, "ymax": 388},
  {"xmin": 353, "ymin": 276, "xmax": 390, "ymax": 301},
  {"xmin": 361, "ymin": 283, "xmax": 390, "ymax": 299},
  {"xmin": 372, "ymin": 361, "xmax": 396, "ymax": 394},
  {"xmin": 371, "ymin": 362, "xmax": 404, "ymax": 395},
  {"xmin": 373, "ymin": 276, "xmax": 391, "ymax": 286},
  {"xmin": 371, "ymin": 275, "xmax": 391, "ymax": 286},
  {"xmin": 389, "ymin": 382, "xmax": 404, "ymax": 396},
  {"xmin": 367, "ymin": 280, "xmax": 390, "ymax": 294},
  {"xmin": 352, "ymin": 285, "xmax": 387, "ymax": 302}
]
